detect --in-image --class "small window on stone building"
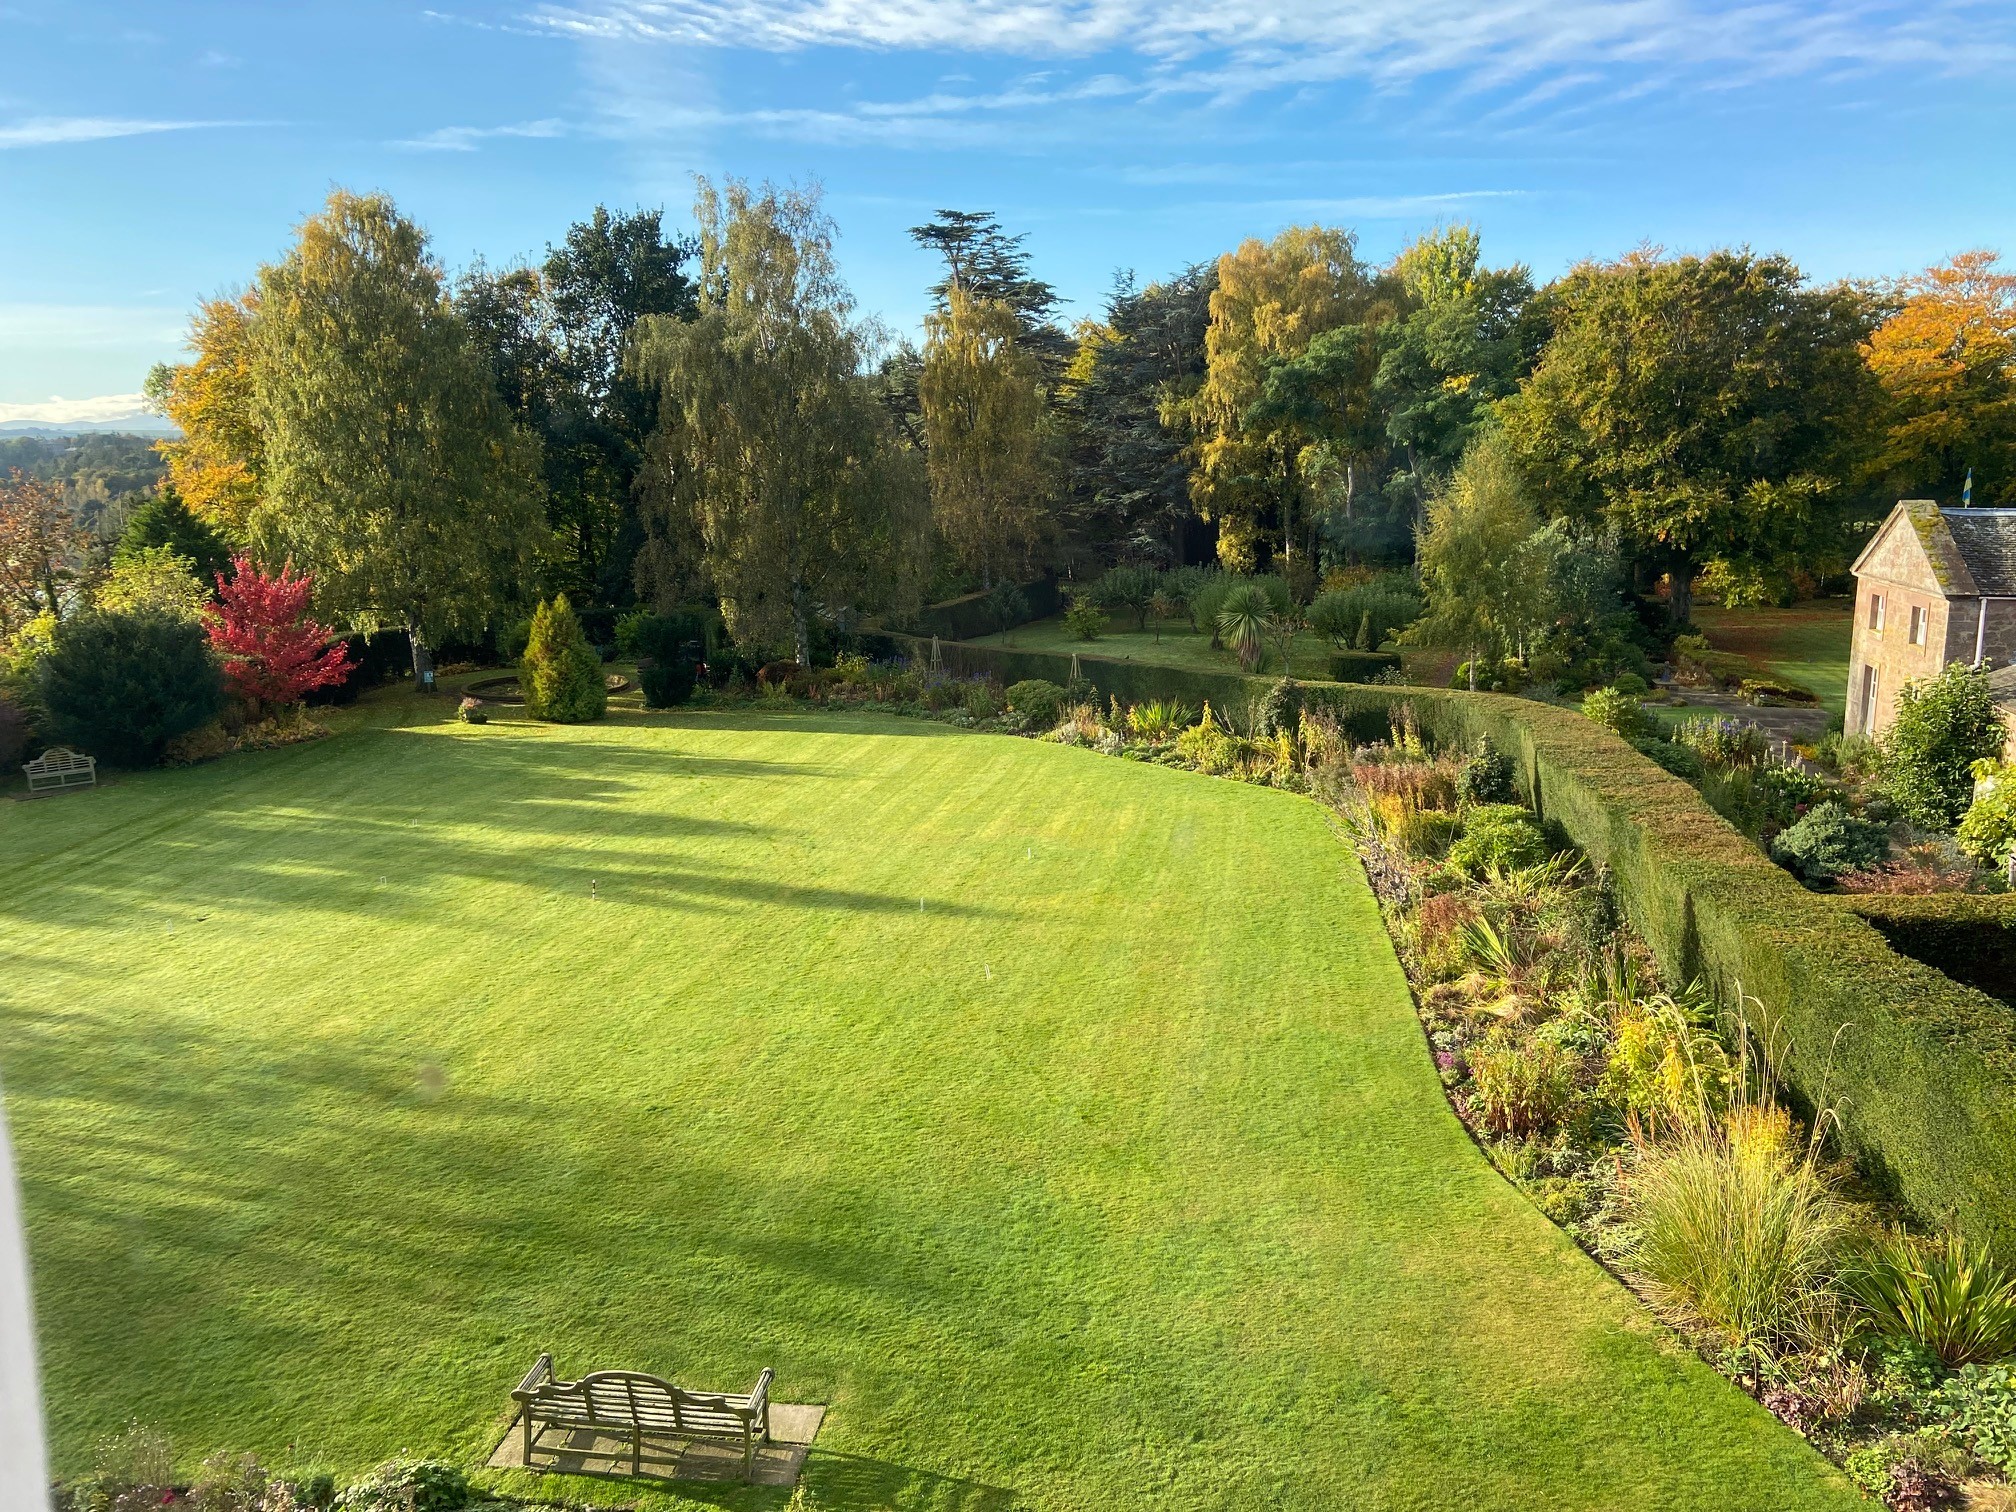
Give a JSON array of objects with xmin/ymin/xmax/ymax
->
[
  {"xmin": 1910, "ymin": 605, "xmax": 1928, "ymax": 646},
  {"xmin": 1870, "ymin": 594, "xmax": 1886, "ymax": 631},
  {"xmin": 1860, "ymin": 664, "xmax": 1880, "ymax": 734}
]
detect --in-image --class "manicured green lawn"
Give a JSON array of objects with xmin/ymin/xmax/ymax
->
[
  {"xmin": 0, "ymin": 699, "xmax": 1859, "ymax": 1509},
  {"xmin": 1694, "ymin": 600, "xmax": 1855, "ymax": 720},
  {"xmin": 966, "ymin": 612, "xmax": 1335, "ymax": 679}
]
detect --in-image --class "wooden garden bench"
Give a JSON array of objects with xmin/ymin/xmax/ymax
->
[
  {"xmin": 22, "ymin": 748, "xmax": 95, "ymax": 794},
  {"xmin": 511, "ymin": 1353, "xmax": 774, "ymax": 1480}
]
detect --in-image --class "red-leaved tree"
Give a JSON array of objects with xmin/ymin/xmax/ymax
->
[{"xmin": 208, "ymin": 557, "xmax": 355, "ymax": 708}]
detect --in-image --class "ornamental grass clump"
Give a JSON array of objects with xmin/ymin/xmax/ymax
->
[
  {"xmin": 1845, "ymin": 1230, "xmax": 2016, "ymax": 1367},
  {"xmin": 1618, "ymin": 1099, "xmax": 1850, "ymax": 1349},
  {"xmin": 521, "ymin": 594, "xmax": 606, "ymax": 723}
]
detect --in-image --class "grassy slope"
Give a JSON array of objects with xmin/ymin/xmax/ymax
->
[
  {"xmin": 1693, "ymin": 601, "xmax": 1855, "ymax": 720},
  {"xmin": 0, "ymin": 702, "xmax": 1858, "ymax": 1511}
]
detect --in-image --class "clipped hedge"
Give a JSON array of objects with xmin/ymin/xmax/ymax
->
[
  {"xmin": 901, "ymin": 578, "xmax": 1063, "ymax": 641},
  {"xmin": 1841, "ymin": 894, "xmax": 2016, "ymax": 1005},
  {"xmin": 1351, "ymin": 688, "xmax": 2016, "ymax": 1252},
  {"xmin": 918, "ymin": 637, "xmax": 1396, "ymax": 715},
  {"xmin": 895, "ymin": 637, "xmax": 2016, "ymax": 1249}
]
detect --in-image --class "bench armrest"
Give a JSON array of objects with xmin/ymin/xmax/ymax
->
[{"xmin": 512, "ymin": 1352, "xmax": 556, "ymax": 1402}]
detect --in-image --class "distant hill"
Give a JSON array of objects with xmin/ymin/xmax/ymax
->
[
  {"xmin": 0, "ymin": 420, "xmax": 179, "ymax": 439},
  {"xmin": 0, "ymin": 432, "xmax": 169, "ymax": 536}
]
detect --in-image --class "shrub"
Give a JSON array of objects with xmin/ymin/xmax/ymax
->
[
  {"xmin": 616, "ymin": 608, "xmax": 704, "ymax": 708},
  {"xmin": 1467, "ymin": 1027, "xmax": 1582, "ymax": 1137},
  {"xmin": 332, "ymin": 1458, "xmax": 470, "ymax": 1512},
  {"xmin": 963, "ymin": 682, "xmax": 1002, "ymax": 719},
  {"xmin": 1581, "ymin": 686, "xmax": 1653, "ymax": 740},
  {"xmin": 1446, "ymin": 804, "xmax": 1551, "ymax": 877},
  {"xmin": 521, "ymin": 594, "xmax": 606, "ymax": 723},
  {"xmin": 1600, "ymin": 990, "xmax": 1733, "ymax": 1137},
  {"xmin": 1256, "ymin": 677, "xmax": 1302, "ymax": 736},
  {"xmin": 1755, "ymin": 760, "xmax": 1827, "ymax": 809},
  {"xmin": 1846, "ymin": 1230, "xmax": 2016, "ymax": 1366},
  {"xmin": 1390, "ymin": 807, "xmax": 1463, "ymax": 860},
  {"xmin": 1307, "ymin": 583, "xmax": 1423, "ymax": 649},
  {"xmin": 1610, "ymin": 671, "xmax": 1650, "ymax": 697},
  {"xmin": 456, "ymin": 696, "xmax": 488, "ymax": 725},
  {"xmin": 1005, "ymin": 679, "xmax": 1066, "ymax": 728},
  {"xmin": 1771, "ymin": 802, "xmax": 1890, "ymax": 883},
  {"xmin": 1935, "ymin": 1363, "xmax": 2016, "ymax": 1476},
  {"xmin": 1456, "ymin": 735, "xmax": 1516, "ymax": 805},
  {"xmin": 191, "ymin": 1450, "xmax": 268, "ymax": 1511},
  {"xmin": 1960, "ymin": 759, "xmax": 2016, "ymax": 868},
  {"xmin": 36, "ymin": 609, "xmax": 224, "ymax": 766},
  {"xmin": 1673, "ymin": 716, "xmax": 1769, "ymax": 769},
  {"xmin": 1063, "ymin": 595, "xmax": 1105, "ymax": 640},
  {"xmin": 1630, "ymin": 737, "xmax": 1704, "ymax": 781},
  {"xmin": 0, "ymin": 694, "xmax": 26, "ymax": 769},
  {"xmin": 1883, "ymin": 662, "xmax": 2008, "ymax": 831},
  {"xmin": 1618, "ymin": 1104, "xmax": 1849, "ymax": 1347},
  {"xmin": 208, "ymin": 558, "xmax": 355, "ymax": 709},
  {"xmin": 95, "ymin": 544, "xmax": 212, "ymax": 620}
]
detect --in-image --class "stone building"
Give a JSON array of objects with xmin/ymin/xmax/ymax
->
[{"xmin": 1847, "ymin": 499, "xmax": 2016, "ymax": 740}]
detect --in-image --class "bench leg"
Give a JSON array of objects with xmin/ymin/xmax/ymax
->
[{"xmin": 633, "ymin": 1425, "xmax": 642, "ymax": 1476}]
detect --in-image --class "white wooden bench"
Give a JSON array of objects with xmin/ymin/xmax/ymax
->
[
  {"xmin": 511, "ymin": 1353, "xmax": 773, "ymax": 1480},
  {"xmin": 22, "ymin": 748, "xmax": 96, "ymax": 794}
]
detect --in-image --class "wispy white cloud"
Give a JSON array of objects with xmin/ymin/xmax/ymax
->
[
  {"xmin": 521, "ymin": 0, "xmax": 2016, "ymax": 96},
  {"xmin": 0, "ymin": 115, "xmax": 247, "ymax": 149},
  {"xmin": 391, "ymin": 117, "xmax": 568, "ymax": 151},
  {"xmin": 0, "ymin": 393, "xmax": 157, "ymax": 426}
]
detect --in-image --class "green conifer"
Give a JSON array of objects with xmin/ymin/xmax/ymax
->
[{"xmin": 522, "ymin": 594, "xmax": 606, "ymax": 723}]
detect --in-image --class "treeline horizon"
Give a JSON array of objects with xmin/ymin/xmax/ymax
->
[{"xmin": 87, "ymin": 176, "xmax": 2016, "ymax": 667}]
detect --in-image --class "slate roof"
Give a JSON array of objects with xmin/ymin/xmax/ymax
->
[{"xmin": 1941, "ymin": 509, "xmax": 2016, "ymax": 597}]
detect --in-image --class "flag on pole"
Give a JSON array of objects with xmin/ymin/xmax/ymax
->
[{"xmin": 1965, "ymin": 467, "xmax": 1975, "ymax": 508}]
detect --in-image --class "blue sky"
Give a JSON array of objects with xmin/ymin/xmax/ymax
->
[{"xmin": 5, "ymin": 0, "xmax": 2016, "ymax": 422}]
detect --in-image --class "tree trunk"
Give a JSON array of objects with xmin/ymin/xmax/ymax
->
[
  {"xmin": 1667, "ymin": 560, "xmax": 1695, "ymax": 626},
  {"xmin": 407, "ymin": 624, "xmax": 435, "ymax": 693},
  {"xmin": 790, "ymin": 582, "xmax": 812, "ymax": 669},
  {"xmin": 1344, "ymin": 459, "xmax": 1355, "ymax": 520},
  {"xmin": 1468, "ymin": 643, "xmax": 1478, "ymax": 692}
]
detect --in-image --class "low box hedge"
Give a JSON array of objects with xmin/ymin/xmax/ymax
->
[
  {"xmin": 918, "ymin": 637, "xmax": 1396, "ymax": 711},
  {"xmin": 1839, "ymin": 893, "xmax": 2016, "ymax": 1005},
  {"xmin": 892, "ymin": 637, "xmax": 2016, "ymax": 1251}
]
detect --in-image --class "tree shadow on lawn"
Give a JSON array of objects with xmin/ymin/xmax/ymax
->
[
  {"xmin": 4, "ymin": 1000, "xmax": 1056, "ymax": 1483},
  {"xmin": 804, "ymin": 1452, "xmax": 1019, "ymax": 1511},
  {"xmin": 0, "ymin": 731, "xmax": 1006, "ymax": 930}
]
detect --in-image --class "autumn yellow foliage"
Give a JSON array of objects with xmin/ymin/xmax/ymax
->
[
  {"xmin": 150, "ymin": 291, "xmax": 265, "ymax": 539},
  {"xmin": 1863, "ymin": 250, "xmax": 2016, "ymax": 501}
]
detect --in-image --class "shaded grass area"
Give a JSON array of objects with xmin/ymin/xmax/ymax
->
[
  {"xmin": 1693, "ymin": 600, "xmax": 1855, "ymax": 721},
  {"xmin": 0, "ymin": 701, "xmax": 1859, "ymax": 1510}
]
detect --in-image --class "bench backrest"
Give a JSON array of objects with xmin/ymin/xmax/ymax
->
[
  {"xmin": 515, "ymin": 1357, "xmax": 771, "ymax": 1438},
  {"xmin": 24, "ymin": 749, "xmax": 93, "ymax": 775}
]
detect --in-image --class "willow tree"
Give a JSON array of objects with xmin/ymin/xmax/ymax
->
[
  {"xmin": 919, "ymin": 285, "xmax": 1051, "ymax": 587},
  {"xmin": 248, "ymin": 190, "xmax": 544, "ymax": 680},
  {"xmin": 632, "ymin": 179, "xmax": 924, "ymax": 665},
  {"xmin": 1181, "ymin": 225, "xmax": 1375, "ymax": 570}
]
